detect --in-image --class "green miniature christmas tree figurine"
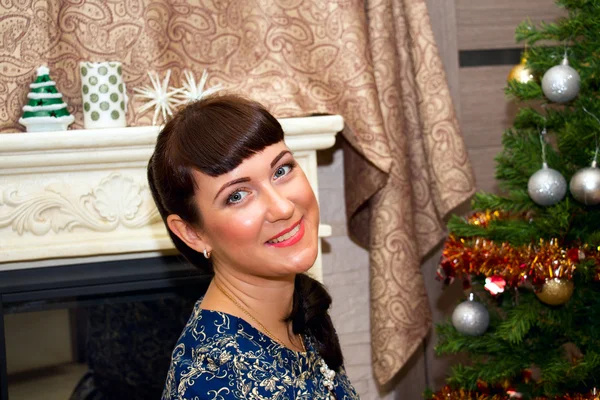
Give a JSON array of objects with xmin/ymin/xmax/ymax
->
[{"xmin": 18, "ymin": 65, "xmax": 75, "ymax": 132}]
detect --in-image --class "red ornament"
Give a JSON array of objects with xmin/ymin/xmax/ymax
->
[
  {"xmin": 567, "ymin": 248, "xmax": 580, "ymax": 263},
  {"xmin": 522, "ymin": 369, "xmax": 533, "ymax": 384},
  {"xmin": 477, "ymin": 380, "xmax": 490, "ymax": 394}
]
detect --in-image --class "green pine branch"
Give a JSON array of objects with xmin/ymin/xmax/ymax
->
[
  {"xmin": 472, "ymin": 191, "xmax": 534, "ymax": 213},
  {"xmin": 505, "ymin": 79, "xmax": 543, "ymax": 101},
  {"xmin": 495, "ymin": 297, "xmax": 542, "ymax": 344},
  {"xmin": 436, "ymin": 287, "xmax": 600, "ymax": 395}
]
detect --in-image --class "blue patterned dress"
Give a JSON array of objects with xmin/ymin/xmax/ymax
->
[{"xmin": 162, "ymin": 298, "xmax": 360, "ymax": 400}]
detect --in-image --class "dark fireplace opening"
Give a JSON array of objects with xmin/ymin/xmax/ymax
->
[{"xmin": 1, "ymin": 256, "xmax": 212, "ymax": 400}]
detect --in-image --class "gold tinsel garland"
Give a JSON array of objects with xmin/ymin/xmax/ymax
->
[
  {"xmin": 438, "ymin": 211, "xmax": 600, "ymax": 287},
  {"xmin": 429, "ymin": 386, "xmax": 600, "ymax": 400}
]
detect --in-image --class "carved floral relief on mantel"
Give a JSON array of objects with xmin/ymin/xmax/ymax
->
[{"xmin": 0, "ymin": 173, "xmax": 159, "ymax": 236}]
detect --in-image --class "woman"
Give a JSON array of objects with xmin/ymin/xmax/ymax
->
[{"xmin": 148, "ymin": 94, "xmax": 359, "ymax": 399}]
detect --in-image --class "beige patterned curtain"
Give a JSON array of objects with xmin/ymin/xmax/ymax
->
[{"xmin": 0, "ymin": 0, "xmax": 474, "ymax": 385}]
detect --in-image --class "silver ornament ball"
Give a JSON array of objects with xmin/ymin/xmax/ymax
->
[
  {"xmin": 451, "ymin": 299, "xmax": 489, "ymax": 336},
  {"xmin": 541, "ymin": 56, "xmax": 580, "ymax": 103},
  {"xmin": 528, "ymin": 164, "xmax": 567, "ymax": 206},
  {"xmin": 569, "ymin": 164, "xmax": 600, "ymax": 205}
]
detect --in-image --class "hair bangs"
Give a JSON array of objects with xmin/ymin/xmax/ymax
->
[{"xmin": 171, "ymin": 97, "xmax": 284, "ymax": 178}]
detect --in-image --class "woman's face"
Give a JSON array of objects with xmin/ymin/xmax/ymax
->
[{"xmin": 192, "ymin": 141, "xmax": 320, "ymax": 279}]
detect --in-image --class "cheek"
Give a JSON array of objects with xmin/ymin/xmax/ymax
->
[{"xmin": 207, "ymin": 210, "xmax": 263, "ymax": 247}]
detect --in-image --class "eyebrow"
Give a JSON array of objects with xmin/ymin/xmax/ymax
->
[
  {"xmin": 271, "ymin": 150, "xmax": 291, "ymax": 168},
  {"xmin": 213, "ymin": 150, "xmax": 292, "ymax": 201},
  {"xmin": 213, "ymin": 177, "xmax": 251, "ymax": 201}
]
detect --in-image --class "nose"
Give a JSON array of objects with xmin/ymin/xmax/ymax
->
[{"xmin": 264, "ymin": 185, "xmax": 294, "ymax": 222}]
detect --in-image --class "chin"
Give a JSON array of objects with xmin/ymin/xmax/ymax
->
[{"xmin": 288, "ymin": 246, "xmax": 319, "ymax": 274}]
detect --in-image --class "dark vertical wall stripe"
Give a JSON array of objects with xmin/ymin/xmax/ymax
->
[{"xmin": 459, "ymin": 48, "xmax": 523, "ymax": 67}]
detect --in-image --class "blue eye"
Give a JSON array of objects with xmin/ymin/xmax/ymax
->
[
  {"xmin": 227, "ymin": 190, "xmax": 249, "ymax": 205},
  {"xmin": 274, "ymin": 163, "xmax": 294, "ymax": 179}
]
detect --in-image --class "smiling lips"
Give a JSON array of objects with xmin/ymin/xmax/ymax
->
[{"xmin": 266, "ymin": 219, "xmax": 305, "ymax": 248}]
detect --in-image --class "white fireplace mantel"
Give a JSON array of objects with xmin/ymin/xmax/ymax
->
[{"xmin": 0, "ymin": 115, "xmax": 343, "ymax": 280}]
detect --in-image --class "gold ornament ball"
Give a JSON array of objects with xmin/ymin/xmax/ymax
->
[
  {"xmin": 535, "ymin": 278, "xmax": 574, "ymax": 306},
  {"xmin": 508, "ymin": 62, "xmax": 534, "ymax": 84}
]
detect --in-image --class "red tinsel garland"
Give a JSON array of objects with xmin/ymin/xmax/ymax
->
[
  {"xmin": 438, "ymin": 211, "xmax": 600, "ymax": 287},
  {"xmin": 429, "ymin": 386, "xmax": 600, "ymax": 400}
]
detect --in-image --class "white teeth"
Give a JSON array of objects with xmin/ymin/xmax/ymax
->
[{"xmin": 268, "ymin": 224, "xmax": 300, "ymax": 244}]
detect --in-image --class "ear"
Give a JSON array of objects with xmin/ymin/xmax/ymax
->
[{"xmin": 166, "ymin": 214, "xmax": 210, "ymax": 254}]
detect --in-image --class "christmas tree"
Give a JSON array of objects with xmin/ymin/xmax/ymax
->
[
  {"xmin": 429, "ymin": 1, "xmax": 600, "ymax": 399},
  {"xmin": 19, "ymin": 65, "xmax": 74, "ymax": 132}
]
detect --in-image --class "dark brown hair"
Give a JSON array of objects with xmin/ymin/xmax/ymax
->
[{"xmin": 147, "ymin": 94, "xmax": 343, "ymax": 370}]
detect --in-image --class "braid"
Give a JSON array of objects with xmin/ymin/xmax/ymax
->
[{"xmin": 287, "ymin": 274, "xmax": 343, "ymax": 370}]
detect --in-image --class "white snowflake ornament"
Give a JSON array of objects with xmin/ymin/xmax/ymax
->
[
  {"xmin": 173, "ymin": 69, "xmax": 222, "ymax": 106},
  {"xmin": 133, "ymin": 70, "xmax": 181, "ymax": 126}
]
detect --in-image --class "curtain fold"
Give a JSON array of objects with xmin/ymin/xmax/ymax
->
[
  {"xmin": 351, "ymin": 0, "xmax": 475, "ymax": 384},
  {"xmin": 0, "ymin": 0, "xmax": 475, "ymax": 386}
]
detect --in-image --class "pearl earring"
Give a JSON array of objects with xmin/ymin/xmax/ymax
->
[{"xmin": 203, "ymin": 249, "xmax": 211, "ymax": 259}]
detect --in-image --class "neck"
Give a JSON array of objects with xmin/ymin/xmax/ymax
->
[{"xmin": 206, "ymin": 267, "xmax": 297, "ymax": 343}]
